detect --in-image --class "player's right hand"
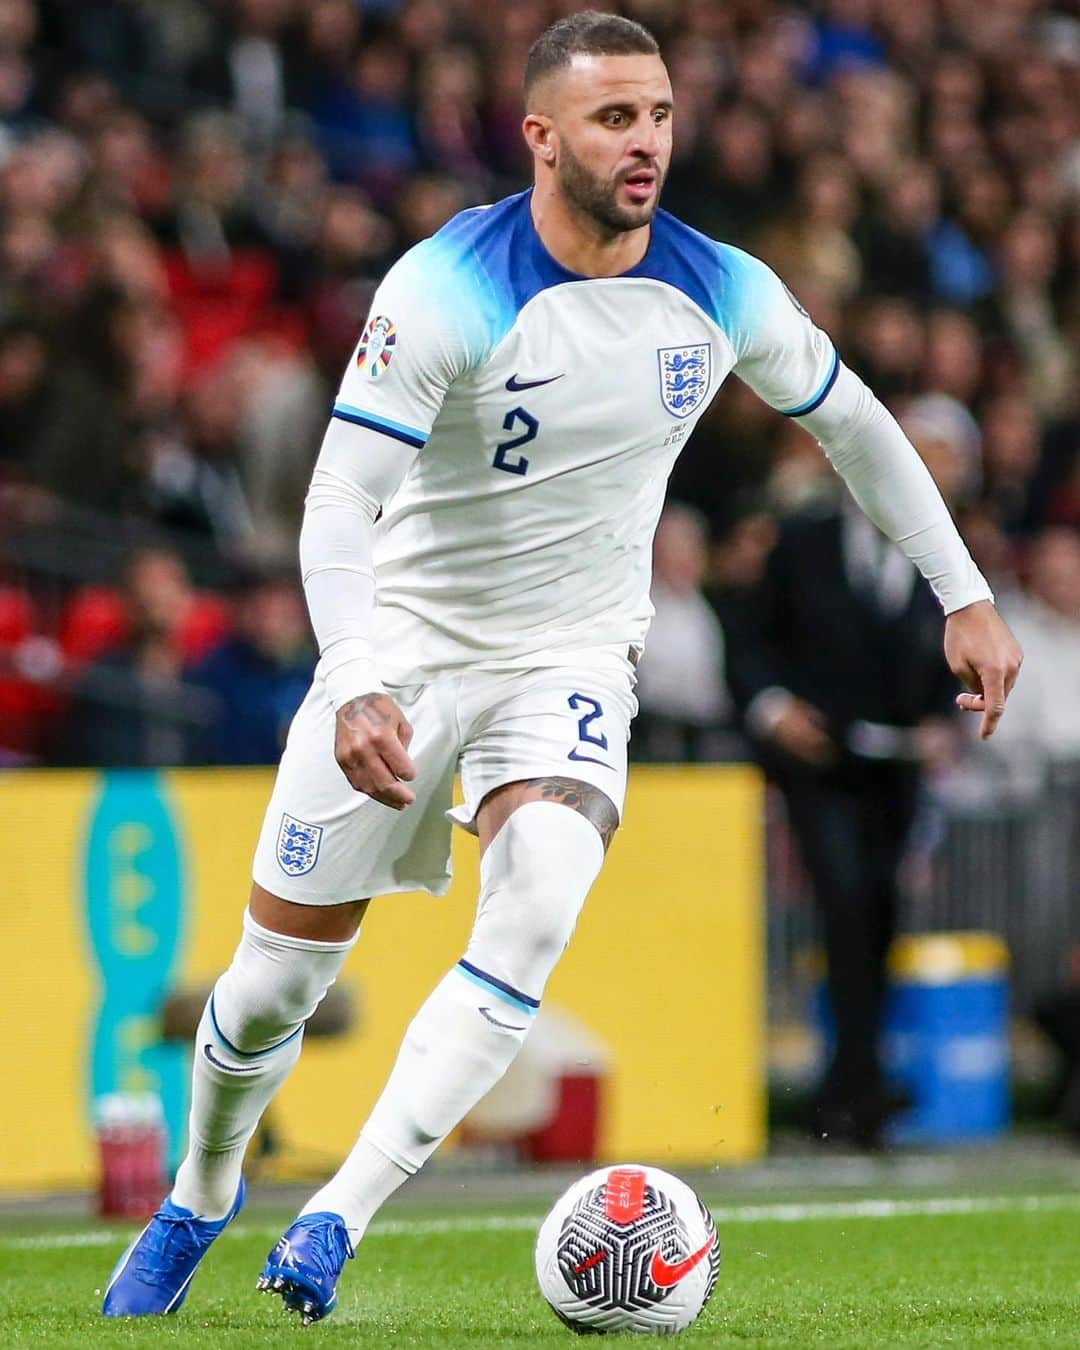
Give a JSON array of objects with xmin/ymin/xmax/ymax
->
[{"xmin": 334, "ymin": 691, "xmax": 417, "ymax": 809}]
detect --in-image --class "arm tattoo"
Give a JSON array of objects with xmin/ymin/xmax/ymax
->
[
  {"xmin": 523, "ymin": 776, "xmax": 619, "ymax": 851},
  {"xmin": 339, "ymin": 692, "xmax": 392, "ymax": 728}
]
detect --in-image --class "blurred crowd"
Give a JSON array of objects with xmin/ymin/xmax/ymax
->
[{"xmin": 0, "ymin": 0, "xmax": 1076, "ymax": 768}]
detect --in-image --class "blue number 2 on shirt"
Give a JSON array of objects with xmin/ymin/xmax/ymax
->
[
  {"xmin": 567, "ymin": 693, "xmax": 613, "ymax": 769},
  {"xmin": 493, "ymin": 406, "xmax": 538, "ymax": 475}
]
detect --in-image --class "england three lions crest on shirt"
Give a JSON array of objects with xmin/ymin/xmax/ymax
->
[
  {"xmin": 657, "ymin": 344, "xmax": 711, "ymax": 419},
  {"xmin": 277, "ymin": 813, "xmax": 323, "ymax": 876}
]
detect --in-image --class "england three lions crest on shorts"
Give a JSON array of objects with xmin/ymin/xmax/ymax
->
[
  {"xmin": 657, "ymin": 343, "xmax": 711, "ymax": 419},
  {"xmin": 277, "ymin": 813, "xmax": 323, "ymax": 876}
]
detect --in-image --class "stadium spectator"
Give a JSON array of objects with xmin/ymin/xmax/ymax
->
[
  {"xmin": 186, "ymin": 0, "xmax": 297, "ymax": 150},
  {"xmin": 992, "ymin": 210, "xmax": 1074, "ymax": 419},
  {"xmin": 920, "ymin": 308, "xmax": 983, "ymax": 406},
  {"xmin": 189, "ymin": 562, "xmax": 314, "ymax": 765},
  {"xmin": 756, "ymin": 152, "xmax": 862, "ymax": 303},
  {"xmin": 56, "ymin": 547, "xmax": 214, "ymax": 767},
  {"xmin": 143, "ymin": 357, "xmax": 257, "ymax": 566},
  {"xmin": 633, "ymin": 503, "xmax": 733, "ymax": 763},
  {"xmin": 987, "ymin": 528, "xmax": 1080, "ymax": 769},
  {"xmin": 233, "ymin": 337, "xmax": 327, "ymax": 556},
  {"xmin": 849, "ymin": 295, "xmax": 925, "ymax": 402},
  {"xmin": 669, "ymin": 102, "xmax": 778, "ymax": 245},
  {"xmin": 302, "ymin": 185, "xmax": 392, "ymax": 378},
  {"xmin": 899, "ymin": 392, "xmax": 983, "ymax": 510},
  {"xmin": 856, "ymin": 160, "xmax": 939, "ymax": 302},
  {"xmin": 0, "ymin": 309, "xmax": 141, "ymax": 520},
  {"xmin": 979, "ymin": 392, "xmax": 1044, "ymax": 537},
  {"xmin": 414, "ymin": 46, "xmax": 490, "ymax": 191},
  {"xmin": 310, "ymin": 36, "xmax": 419, "ymax": 199}
]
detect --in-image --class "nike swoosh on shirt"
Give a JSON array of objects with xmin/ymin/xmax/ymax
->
[
  {"xmin": 648, "ymin": 1235, "xmax": 716, "ymax": 1289},
  {"xmin": 505, "ymin": 373, "xmax": 564, "ymax": 391}
]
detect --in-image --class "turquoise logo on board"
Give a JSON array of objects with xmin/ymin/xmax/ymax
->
[{"xmin": 84, "ymin": 772, "xmax": 187, "ymax": 1168}]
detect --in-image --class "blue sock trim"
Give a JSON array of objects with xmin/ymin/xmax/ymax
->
[
  {"xmin": 455, "ymin": 959, "xmax": 539, "ymax": 1016},
  {"xmin": 208, "ymin": 992, "xmax": 304, "ymax": 1059}
]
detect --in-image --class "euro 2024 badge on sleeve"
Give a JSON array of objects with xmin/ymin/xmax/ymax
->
[
  {"xmin": 277, "ymin": 813, "xmax": 323, "ymax": 877},
  {"xmin": 657, "ymin": 343, "xmax": 711, "ymax": 419},
  {"xmin": 357, "ymin": 314, "xmax": 397, "ymax": 379}
]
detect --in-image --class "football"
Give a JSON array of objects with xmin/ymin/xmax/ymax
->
[{"xmin": 534, "ymin": 1163, "xmax": 720, "ymax": 1335}]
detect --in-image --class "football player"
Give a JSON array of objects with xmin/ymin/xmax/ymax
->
[{"xmin": 103, "ymin": 10, "xmax": 1020, "ymax": 1323}]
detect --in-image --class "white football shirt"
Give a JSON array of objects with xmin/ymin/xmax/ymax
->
[{"xmin": 329, "ymin": 190, "xmax": 839, "ymax": 683}]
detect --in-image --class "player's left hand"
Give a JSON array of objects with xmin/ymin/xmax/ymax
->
[{"xmin": 943, "ymin": 600, "xmax": 1023, "ymax": 740}]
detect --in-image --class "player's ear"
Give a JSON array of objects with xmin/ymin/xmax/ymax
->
[{"xmin": 522, "ymin": 113, "xmax": 557, "ymax": 165}]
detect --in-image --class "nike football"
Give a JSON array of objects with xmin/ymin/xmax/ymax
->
[{"xmin": 534, "ymin": 1163, "xmax": 720, "ymax": 1335}]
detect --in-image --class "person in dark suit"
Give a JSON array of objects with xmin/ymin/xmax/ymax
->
[{"xmin": 725, "ymin": 396, "xmax": 983, "ymax": 1148}]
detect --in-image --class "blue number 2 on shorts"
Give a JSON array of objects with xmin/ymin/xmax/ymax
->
[{"xmin": 567, "ymin": 693, "xmax": 613, "ymax": 769}]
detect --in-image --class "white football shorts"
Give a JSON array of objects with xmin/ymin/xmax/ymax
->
[{"xmin": 251, "ymin": 652, "xmax": 637, "ymax": 905}]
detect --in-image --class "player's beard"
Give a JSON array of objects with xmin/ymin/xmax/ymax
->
[{"xmin": 557, "ymin": 141, "xmax": 663, "ymax": 236}]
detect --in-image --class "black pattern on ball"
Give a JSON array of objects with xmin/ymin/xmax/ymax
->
[{"xmin": 554, "ymin": 1180, "xmax": 718, "ymax": 1321}]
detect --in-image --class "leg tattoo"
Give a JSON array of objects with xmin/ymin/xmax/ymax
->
[{"xmin": 522, "ymin": 776, "xmax": 619, "ymax": 851}]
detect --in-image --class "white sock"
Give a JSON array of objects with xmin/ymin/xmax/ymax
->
[
  {"xmin": 307, "ymin": 802, "xmax": 604, "ymax": 1239},
  {"xmin": 363, "ymin": 961, "xmax": 535, "ymax": 1173},
  {"xmin": 172, "ymin": 910, "xmax": 357, "ymax": 1219},
  {"xmin": 301, "ymin": 1137, "xmax": 409, "ymax": 1236}
]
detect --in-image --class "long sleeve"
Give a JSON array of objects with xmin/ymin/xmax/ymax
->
[
  {"xmin": 302, "ymin": 448, "xmax": 381, "ymax": 710},
  {"xmin": 797, "ymin": 364, "xmax": 992, "ymax": 615},
  {"xmin": 300, "ymin": 240, "xmax": 476, "ymax": 710},
  {"xmin": 726, "ymin": 247, "xmax": 992, "ymax": 615}
]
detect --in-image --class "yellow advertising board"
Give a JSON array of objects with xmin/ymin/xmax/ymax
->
[{"xmin": 1, "ymin": 764, "xmax": 763, "ymax": 1192}]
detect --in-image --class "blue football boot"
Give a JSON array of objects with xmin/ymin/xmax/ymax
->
[
  {"xmin": 101, "ymin": 1178, "xmax": 246, "ymax": 1317},
  {"xmin": 256, "ymin": 1212, "xmax": 355, "ymax": 1325}
]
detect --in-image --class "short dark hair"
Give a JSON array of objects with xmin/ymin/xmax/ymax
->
[{"xmin": 524, "ymin": 11, "xmax": 660, "ymax": 102}]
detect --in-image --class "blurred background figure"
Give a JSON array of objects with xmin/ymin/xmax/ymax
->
[
  {"xmin": 984, "ymin": 528, "xmax": 1080, "ymax": 773},
  {"xmin": 1035, "ymin": 945, "xmax": 1080, "ymax": 1143},
  {"xmin": 723, "ymin": 402, "xmax": 983, "ymax": 1148},
  {"xmin": 633, "ymin": 503, "xmax": 733, "ymax": 763},
  {"xmin": 188, "ymin": 559, "xmax": 314, "ymax": 765},
  {"xmin": 58, "ymin": 548, "xmax": 216, "ymax": 767}
]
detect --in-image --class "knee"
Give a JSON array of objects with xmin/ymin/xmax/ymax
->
[
  {"xmin": 466, "ymin": 801, "xmax": 606, "ymax": 1001},
  {"xmin": 213, "ymin": 965, "xmax": 317, "ymax": 1053},
  {"xmin": 212, "ymin": 911, "xmax": 356, "ymax": 1053},
  {"xmin": 471, "ymin": 882, "xmax": 578, "ymax": 985},
  {"xmin": 522, "ymin": 883, "xmax": 585, "ymax": 970}
]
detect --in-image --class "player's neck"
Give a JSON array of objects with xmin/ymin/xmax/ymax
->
[{"xmin": 530, "ymin": 187, "xmax": 651, "ymax": 278}]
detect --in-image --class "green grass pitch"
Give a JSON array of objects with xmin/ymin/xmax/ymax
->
[{"xmin": 3, "ymin": 1191, "xmax": 1079, "ymax": 1347}]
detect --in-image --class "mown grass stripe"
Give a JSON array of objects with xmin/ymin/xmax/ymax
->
[{"xmin": 6, "ymin": 1191, "xmax": 1080, "ymax": 1250}]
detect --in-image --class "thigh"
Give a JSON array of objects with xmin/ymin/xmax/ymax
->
[
  {"xmin": 783, "ymin": 777, "xmax": 869, "ymax": 908},
  {"xmin": 476, "ymin": 776, "xmax": 620, "ymax": 856},
  {"xmin": 251, "ymin": 676, "xmax": 461, "ymax": 905},
  {"xmin": 248, "ymin": 885, "xmax": 369, "ymax": 941},
  {"xmin": 452, "ymin": 664, "xmax": 636, "ymax": 843},
  {"xmin": 868, "ymin": 768, "xmax": 920, "ymax": 863}
]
